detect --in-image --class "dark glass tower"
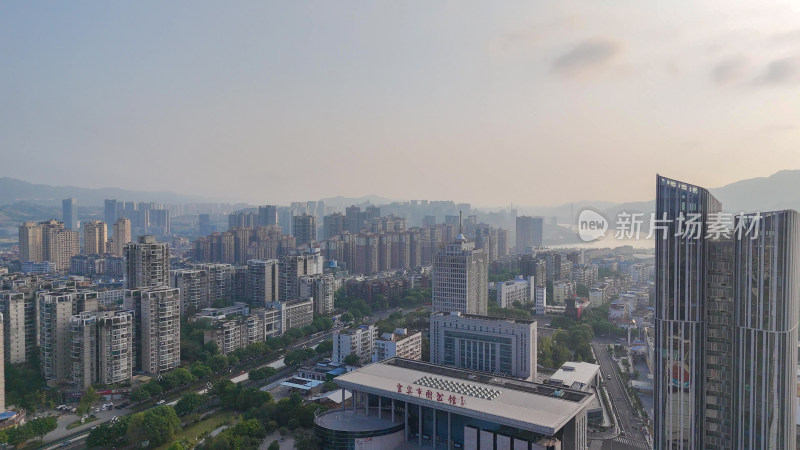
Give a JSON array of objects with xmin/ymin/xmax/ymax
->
[{"xmin": 654, "ymin": 175, "xmax": 799, "ymax": 450}]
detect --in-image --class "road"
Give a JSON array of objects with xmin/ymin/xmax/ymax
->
[{"xmin": 592, "ymin": 342, "xmax": 649, "ymax": 449}]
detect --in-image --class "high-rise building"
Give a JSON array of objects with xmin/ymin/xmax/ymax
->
[
  {"xmin": 170, "ymin": 269, "xmax": 209, "ymax": 315},
  {"xmin": 104, "ymin": 199, "xmax": 117, "ymax": 235},
  {"xmin": 248, "ymin": 259, "xmax": 279, "ymax": 307},
  {"xmin": 198, "ymin": 213, "xmax": 211, "ymax": 236},
  {"xmin": 125, "ymin": 287, "xmax": 180, "ymax": 374},
  {"xmin": 0, "ymin": 291, "xmax": 27, "ymax": 364},
  {"xmin": 197, "ymin": 263, "xmax": 235, "ymax": 305},
  {"xmin": 258, "ymin": 205, "xmax": 278, "ymax": 227},
  {"xmin": 18, "ymin": 222, "xmax": 42, "ymax": 262},
  {"xmin": 83, "ymin": 220, "xmax": 107, "ymax": 255},
  {"xmin": 432, "ymin": 232, "xmax": 488, "ymax": 315},
  {"xmin": 654, "ymin": 175, "xmax": 800, "ymax": 449},
  {"xmin": 279, "ymin": 250, "xmax": 323, "ymax": 302},
  {"xmin": 111, "ymin": 217, "xmax": 132, "ymax": 257},
  {"xmin": 124, "ymin": 235, "xmax": 169, "ymax": 289},
  {"xmin": 515, "ymin": 216, "xmax": 543, "ymax": 253},
  {"xmin": 62, "ymin": 198, "xmax": 78, "ymax": 230},
  {"xmin": 292, "ymin": 214, "xmax": 317, "ymax": 246},
  {"xmin": 29, "ymin": 220, "xmax": 79, "ymax": 271},
  {"xmin": 40, "ymin": 292, "xmax": 75, "ymax": 382},
  {"xmin": 0, "ymin": 313, "xmax": 4, "ymax": 411},
  {"xmin": 299, "ymin": 273, "xmax": 335, "ymax": 315},
  {"xmin": 430, "ymin": 311, "xmax": 537, "ymax": 381},
  {"xmin": 322, "ymin": 213, "xmax": 347, "ymax": 240}
]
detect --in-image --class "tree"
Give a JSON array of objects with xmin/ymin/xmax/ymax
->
[
  {"xmin": 190, "ymin": 363, "xmax": 213, "ymax": 379},
  {"xmin": 340, "ymin": 312, "xmax": 354, "ymax": 323},
  {"xmin": 87, "ymin": 419, "xmax": 129, "ymax": 448},
  {"xmin": 269, "ymin": 440, "xmax": 280, "ymax": 450},
  {"xmin": 76, "ymin": 386, "xmax": 100, "ymax": 416},
  {"xmin": 28, "ymin": 417, "xmax": 57, "ymax": 441},
  {"xmin": 316, "ymin": 340, "xmax": 333, "ymax": 354},
  {"xmin": 343, "ymin": 353, "xmax": 361, "ymax": 366},
  {"xmin": 174, "ymin": 392, "xmax": 204, "ymax": 416},
  {"xmin": 294, "ymin": 428, "xmax": 321, "ymax": 450},
  {"xmin": 207, "ymin": 354, "xmax": 228, "ymax": 372},
  {"xmin": 127, "ymin": 406, "xmax": 181, "ymax": 447}
]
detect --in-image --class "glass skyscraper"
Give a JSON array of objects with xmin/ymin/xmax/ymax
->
[{"xmin": 654, "ymin": 175, "xmax": 799, "ymax": 449}]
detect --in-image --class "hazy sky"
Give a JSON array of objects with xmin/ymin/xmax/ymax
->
[{"xmin": 3, "ymin": 1, "xmax": 800, "ymax": 207}]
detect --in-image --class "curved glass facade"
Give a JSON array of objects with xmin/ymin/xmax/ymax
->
[{"xmin": 314, "ymin": 421, "xmax": 404, "ymax": 450}]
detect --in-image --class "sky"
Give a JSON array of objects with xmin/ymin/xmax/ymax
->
[{"xmin": 2, "ymin": 1, "xmax": 800, "ymax": 207}]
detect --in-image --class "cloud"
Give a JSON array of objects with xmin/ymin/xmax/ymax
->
[
  {"xmin": 754, "ymin": 57, "xmax": 800, "ymax": 85},
  {"xmin": 552, "ymin": 39, "xmax": 622, "ymax": 76},
  {"xmin": 711, "ymin": 57, "xmax": 748, "ymax": 86}
]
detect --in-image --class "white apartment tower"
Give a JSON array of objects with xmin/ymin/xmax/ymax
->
[
  {"xmin": 125, "ymin": 235, "xmax": 169, "ymax": 289},
  {"xmin": 333, "ymin": 324, "xmax": 377, "ymax": 364},
  {"xmin": 140, "ymin": 287, "xmax": 180, "ymax": 374},
  {"xmin": 432, "ymin": 228, "xmax": 488, "ymax": 315}
]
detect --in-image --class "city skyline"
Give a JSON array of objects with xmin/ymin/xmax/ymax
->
[{"xmin": 4, "ymin": 2, "xmax": 800, "ymax": 206}]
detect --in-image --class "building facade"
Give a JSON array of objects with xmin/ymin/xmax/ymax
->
[
  {"xmin": 83, "ymin": 220, "xmax": 107, "ymax": 255},
  {"xmin": 430, "ymin": 311, "xmax": 537, "ymax": 382},
  {"xmin": 125, "ymin": 235, "xmax": 169, "ymax": 289},
  {"xmin": 333, "ymin": 324, "xmax": 376, "ymax": 364},
  {"xmin": 432, "ymin": 234, "xmax": 488, "ymax": 316}
]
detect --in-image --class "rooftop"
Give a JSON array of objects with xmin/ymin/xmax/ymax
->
[
  {"xmin": 334, "ymin": 358, "xmax": 594, "ymax": 436},
  {"xmin": 548, "ymin": 362, "xmax": 600, "ymax": 391},
  {"xmin": 431, "ymin": 310, "xmax": 537, "ymax": 325}
]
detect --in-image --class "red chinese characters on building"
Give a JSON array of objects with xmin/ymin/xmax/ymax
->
[{"xmin": 394, "ymin": 385, "xmax": 466, "ymax": 407}]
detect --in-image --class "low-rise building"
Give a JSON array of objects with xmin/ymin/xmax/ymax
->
[
  {"xmin": 493, "ymin": 276, "xmax": 534, "ymax": 308},
  {"xmin": 203, "ymin": 315, "xmax": 265, "ymax": 355},
  {"xmin": 372, "ymin": 328, "xmax": 422, "ymax": 363},
  {"xmin": 333, "ymin": 324, "xmax": 376, "ymax": 364},
  {"xmin": 430, "ymin": 311, "xmax": 537, "ymax": 381}
]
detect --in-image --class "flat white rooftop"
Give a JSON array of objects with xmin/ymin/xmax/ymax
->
[
  {"xmin": 548, "ymin": 361, "xmax": 600, "ymax": 391},
  {"xmin": 334, "ymin": 358, "xmax": 594, "ymax": 436}
]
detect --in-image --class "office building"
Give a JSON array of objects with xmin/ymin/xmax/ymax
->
[
  {"xmin": 432, "ymin": 231, "xmax": 488, "ymax": 315},
  {"xmin": 111, "ymin": 218, "xmax": 132, "ymax": 257},
  {"xmin": 430, "ymin": 311, "xmax": 537, "ymax": 381},
  {"xmin": 372, "ymin": 328, "xmax": 422, "ymax": 363},
  {"xmin": 516, "ymin": 216, "xmax": 543, "ymax": 253},
  {"xmin": 654, "ymin": 175, "xmax": 800, "ymax": 449},
  {"xmin": 62, "ymin": 198, "xmax": 78, "ymax": 230},
  {"xmin": 293, "ymin": 213, "xmax": 317, "ymax": 246},
  {"xmin": 83, "ymin": 220, "xmax": 107, "ymax": 255},
  {"xmin": 319, "ymin": 358, "xmax": 592, "ymax": 450},
  {"xmin": 332, "ymin": 324, "xmax": 376, "ymax": 364},
  {"xmin": 125, "ymin": 235, "xmax": 169, "ymax": 289},
  {"xmin": 299, "ymin": 273, "xmax": 335, "ymax": 315},
  {"xmin": 104, "ymin": 199, "xmax": 117, "ymax": 235}
]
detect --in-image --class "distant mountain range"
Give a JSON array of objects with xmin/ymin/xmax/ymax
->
[
  {"xmin": 2, "ymin": 170, "xmax": 800, "ymax": 218},
  {"xmin": 0, "ymin": 177, "xmax": 213, "ymax": 207}
]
